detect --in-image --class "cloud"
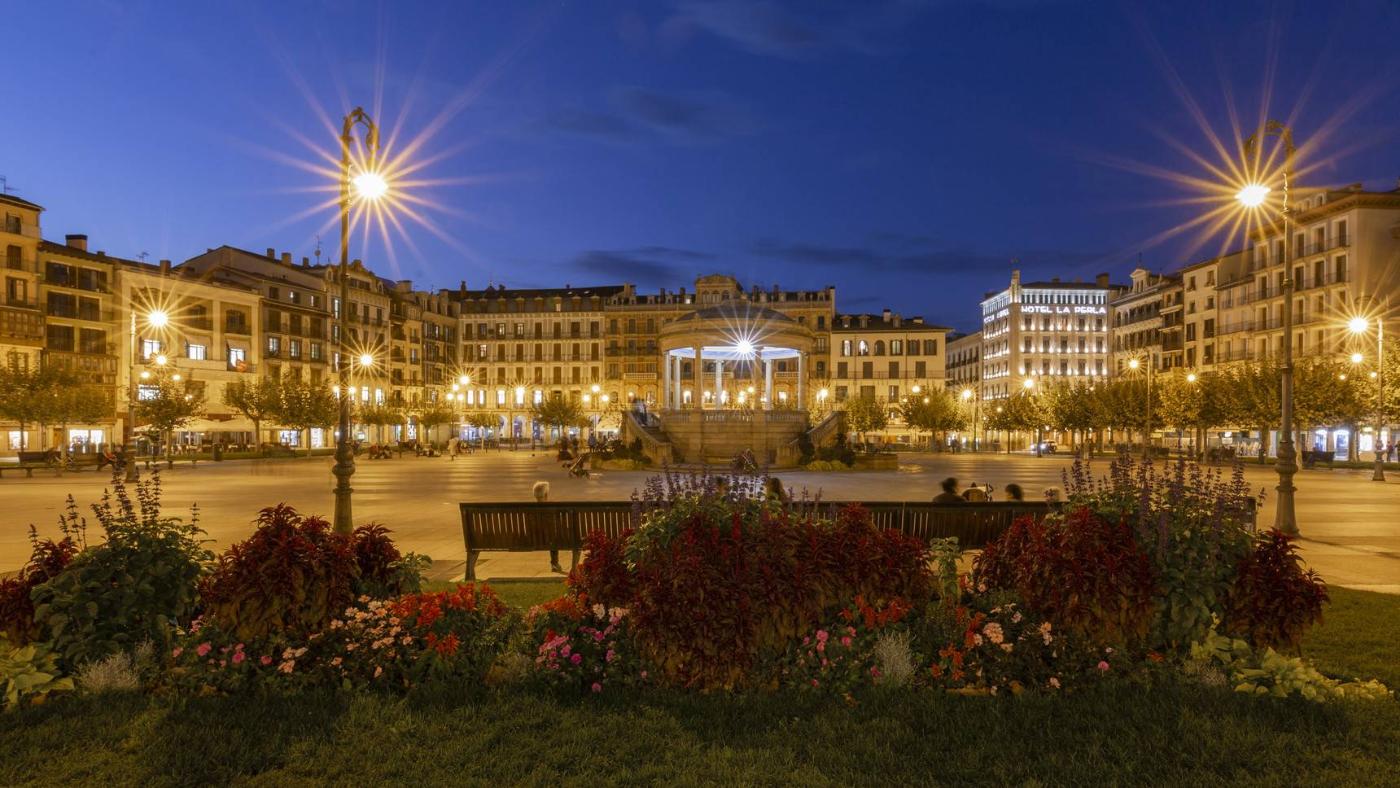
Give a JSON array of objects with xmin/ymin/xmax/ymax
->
[
  {"xmin": 542, "ymin": 87, "xmax": 757, "ymax": 145},
  {"xmin": 571, "ymin": 246, "xmax": 716, "ymax": 282},
  {"xmin": 751, "ymin": 237, "xmax": 1108, "ymax": 274},
  {"xmin": 662, "ymin": 0, "xmax": 929, "ymax": 59}
]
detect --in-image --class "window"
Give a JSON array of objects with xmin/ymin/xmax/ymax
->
[
  {"xmin": 268, "ymin": 287, "xmax": 280, "ymax": 301},
  {"xmin": 857, "ymin": 340, "xmax": 869, "ymax": 356},
  {"xmin": 186, "ymin": 343, "xmax": 207, "ymax": 361},
  {"xmin": 141, "ymin": 338, "xmax": 162, "ymax": 358},
  {"xmin": 289, "ymin": 339, "xmax": 302, "ymax": 359},
  {"xmin": 841, "ymin": 339, "xmax": 852, "ymax": 356},
  {"xmin": 890, "ymin": 339, "xmax": 902, "ymax": 355},
  {"xmin": 229, "ymin": 347, "xmax": 247, "ymax": 368},
  {"xmin": 310, "ymin": 343, "xmax": 322, "ymax": 361},
  {"xmin": 267, "ymin": 336, "xmax": 281, "ymax": 356}
]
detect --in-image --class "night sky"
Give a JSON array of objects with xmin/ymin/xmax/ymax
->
[{"xmin": 5, "ymin": 1, "xmax": 1399, "ymax": 332}]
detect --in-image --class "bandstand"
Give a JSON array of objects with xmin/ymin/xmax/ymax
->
[{"xmin": 631, "ymin": 301, "xmax": 831, "ymax": 466}]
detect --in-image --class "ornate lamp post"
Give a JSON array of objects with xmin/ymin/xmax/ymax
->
[
  {"xmin": 1348, "ymin": 314, "xmax": 1387, "ymax": 481},
  {"xmin": 333, "ymin": 107, "xmax": 385, "ymax": 534},
  {"xmin": 1127, "ymin": 356, "xmax": 1155, "ymax": 458},
  {"xmin": 125, "ymin": 307, "xmax": 170, "ymax": 481},
  {"xmin": 1238, "ymin": 120, "xmax": 1298, "ymax": 535}
]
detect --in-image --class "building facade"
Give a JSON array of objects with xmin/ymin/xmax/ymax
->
[
  {"xmin": 979, "ymin": 270, "xmax": 1122, "ymax": 400},
  {"xmin": 1109, "ymin": 268, "xmax": 1181, "ymax": 375}
]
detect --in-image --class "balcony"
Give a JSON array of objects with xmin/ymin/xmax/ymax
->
[
  {"xmin": 44, "ymin": 350, "xmax": 119, "ymax": 383},
  {"xmin": 224, "ymin": 321, "xmax": 251, "ymax": 335}
]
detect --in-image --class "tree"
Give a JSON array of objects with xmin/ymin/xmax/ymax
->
[
  {"xmin": 843, "ymin": 395, "xmax": 888, "ymax": 444},
  {"xmin": 222, "ymin": 378, "xmax": 282, "ymax": 453},
  {"xmin": 275, "ymin": 377, "xmax": 339, "ymax": 455},
  {"xmin": 532, "ymin": 396, "xmax": 586, "ymax": 440},
  {"xmin": 898, "ymin": 389, "xmax": 966, "ymax": 449},
  {"xmin": 0, "ymin": 365, "xmax": 87, "ymax": 450},
  {"xmin": 466, "ymin": 412, "xmax": 497, "ymax": 448},
  {"xmin": 983, "ymin": 391, "xmax": 1044, "ymax": 452},
  {"xmin": 414, "ymin": 403, "xmax": 457, "ymax": 445},
  {"xmin": 1040, "ymin": 379, "xmax": 1098, "ymax": 453},
  {"xmin": 357, "ymin": 404, "xmax": 403, "ymax": 444},
  {"xmin": 1156, "ymin": 370, "xmax": 1227, "ymax": 457},
  {"xmin": 135, "ymin": 378, "xmax": 205, "ymax": 462}
]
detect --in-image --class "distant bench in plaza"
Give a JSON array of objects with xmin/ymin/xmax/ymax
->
[{"xmin": 458, "ymin": 500, "xmax": 1057, "ymax": 580}]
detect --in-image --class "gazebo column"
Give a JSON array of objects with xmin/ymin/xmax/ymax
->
[
  {"xmin": 692, "ymin": 345, "xmax": 703, "ymax": 408},
  {"xmin": 714, "ymin": 357, "xmax": 723, "ymax": 408},
  {"xmin": 662, "ymin": 352, "xmax": 671, "ymax": 411},
  {"xmin": 764, "ymin": 356, "xmax": 773, "ymax": 411},
  {"xmin": 797, "ymin": 353, "xmax": 805, "ymax": 410}
]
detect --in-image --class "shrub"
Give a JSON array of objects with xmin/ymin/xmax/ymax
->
[
  {"xmin": 1, "ymin": 635, "xmax": 74, "ymax": 710},
  {"xmin": 796, "ymin": 432, "xmax": 815, "ymax": 466},
  {"xmin": 570, "ymin": 472, "xmax": 932, "ymax": 690},
  {"xmin": 1189, "ymin": 629, "xmax": 1391, "ymax": 702},
  {"xmin": 74, "ymin": 642, "xmax": 152, "ymax": 694},
  {"xmin": 527, "ymin": 597, "xmax": 644, "ymax": 694},
  {"xmin": 0, "ymin": 528, "xmax": 78, "ymax": 645},
  {"xmin": 30, "ymin": 474, "xmax": 209, "ymax": 668},
  {"xmin": 776, "ymin": 596, "xmax": 912, "ymax": 694},
  {"xmin": 1062, "ymin": 453, "xmax": 1258, "ymax": 648},
  {"xmin": 1222, "ymin": 530, "xmax": 1327, "ymax": 651},
  {"xmin": 973, "ymin": 507, "xmax": 1157, "ymax": 649},
  {"xmin": 316, "ymin": 585, "xmax": 516, "ymax": 690},
  {"xmin": 351, "ymin": 523, "xmax": 430, "ymax": 599},
  {"xmin": 198, "ymin": 505, "xmax": 359, "ymax": 640}
]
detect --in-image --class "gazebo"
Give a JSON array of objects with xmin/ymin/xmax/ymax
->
[{"xmin": 657, "ymin": 301, "xmax": 815, "ymax": 411}]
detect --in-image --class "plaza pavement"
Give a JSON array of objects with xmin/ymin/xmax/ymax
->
[{"xmin": 2, "ymin": 450, "xmax": 1396, "ymax": 594}]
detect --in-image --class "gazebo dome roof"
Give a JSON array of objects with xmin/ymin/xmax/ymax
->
[{"xmin": 671, "ymin": 301, "xmax": 798, "ymax": 326}]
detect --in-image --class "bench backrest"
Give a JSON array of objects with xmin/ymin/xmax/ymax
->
[{"xmin": 459, "ymin": 500, "xmax": 1057, "ymax": 554}]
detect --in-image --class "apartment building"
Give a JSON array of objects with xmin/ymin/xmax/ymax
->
[
  {"xmin": 829, "ymin": 310, "xmax": 947, "ymax": 402},
  {"xmin": 980, "ymin": 270, "xmax": 1123, "ymax": 399},
  {"xmin": 1109, "ymin": 268, "xmax": 1181, "ymax": 374},
  {"xmin": 946, "ymin": 331, "xmax": 982, "ymax": 397},
  {"xmin": 1, "ymin": 195, "xmax": 47, "ymax": 449}
]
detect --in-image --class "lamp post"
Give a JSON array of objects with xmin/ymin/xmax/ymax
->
[
  {"xmin": 125, "ymin": 308, "xmax": 170, "ymax": 481},
  {"xmin": 1023, "ymin": 377, "xmax": 1040, "ymax": 456},
  {"xmin": 1127, "ymin": 356, "xmax": 1154, "ymax": 458},
  {"xmin": 1348, "ymin": 314, "xmax": 1386, "ymax": 481},
  {"xmin": 1238, "ymin": 120, "xmax": 1299, "ymax": 536},
  {"xmin": 333, "ymin": 108, "xmax": 383, "ymax": 535},
  {"xmin": 961, "ymin": 387, "xmax": 978, "ymax": 452}
]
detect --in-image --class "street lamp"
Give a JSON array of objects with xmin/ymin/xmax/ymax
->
[
  {"xmin": 125, "ymin": 307, "xmax": 171, "ymax": 481},
  {"xmin": 961, "ymin": 387, "xmax": 979, "ymax": 452},
  {"xmin": 1238, "ymin": 120, "xmax": 1299, "ymax": 536},
  {"xmin": 1347, "ymin": 315, "xmax": 1387, "ymax": 481},
  {"xmin": 334, "ymin": 106, "xmax": 384, "ymax": 535},
  {"xmin": 1128, "ymin": 356, "xmax": 1155, "ymax": 458}
]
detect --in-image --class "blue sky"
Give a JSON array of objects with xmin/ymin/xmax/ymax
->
[{"xmin": 4, "ymin": 1, "xmax": 1399, "ymax": 331}]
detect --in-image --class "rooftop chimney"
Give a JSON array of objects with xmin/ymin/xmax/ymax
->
[
  {"xmin": 65, "ymin": 234, "xmax": 87, "ymax": 252},
  {"xmin": 266, "ymin": 248, "xmax": 275, "ymax": 259},
  {"xmin": 159, "ymin": 259, "xmax": 171, "ymax": 274},
  {"xmin": 882, "ymin": 308, "xmax": 892, "ymax": 322},
  {"xmin": 1096, "ymin": 272, "xmax": 1110, "ymax": 287},
  {"xmin": 281, "ymin": 252, "xmax": 292, "ymax": 265},
  {"xmin": 302, "ymin": 257, "xmax": 310, "ymax": 267}
]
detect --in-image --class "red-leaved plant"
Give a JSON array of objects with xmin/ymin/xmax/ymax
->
[
  {"xmin": 198, "ymin": 505, "xmax": 360, "ymax": 640},
  {"xmin": 571, "ymin": 490, "xmax": 932, "ymax": 690},
  {"xmin": 0, "ymin": 530, "xmax": 79, "ymax": 644},
  {"xmin": 1222, "ymin": 529, "xmax": 1327, "ymax": 651},
  {"xmin": 973, "ymin": 507, "xmax": 1158, "ymax": 649}
]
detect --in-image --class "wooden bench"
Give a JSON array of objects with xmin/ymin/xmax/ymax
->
[
  {"xmin": 458, "ymin": 500, "xmax": 1056, "ymax": 581},
  {"xmin": 1301, "ymin": 450, "xmax": 1336, "ymax": 469}
]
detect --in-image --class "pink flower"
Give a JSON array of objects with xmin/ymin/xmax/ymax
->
[
  {"xmin": 840, "ymin": 636, "xmax": 853, "ymax": 648},
  {"xmin": 195, "ymin": 642, "xmax": 212, "ymax": 658},
  {"xmin": 570, "ymin": 653, "xmax": 583, "ymax": 665},
  {"xmin": 605, "ymin": 649, "xmax": 616, "ymax": 663},
  {"xmin": 232, "ymin": 652, "xmax": 246, "ymax": 665},
  {"xmin": 639, "ymin": 671, "xmax": 648, "ymax": 680},
  {"xmin": 1049, "ymin": 677, "xmax": 1061, "ymax": 689},
  {"xmin": 810, "ymin": 679, "xmax": 819, "ymax": 687},
  {"xmin": 591, "ymin": 682, "xmax": 602, "ymax": 693},
  {"xmin": 260, "ymin": 655, "xmax": 273, "ymax": 666},
  {"xmin": 171, "ymin": 647, "xmax": 183, "ymax": 658},
  {"xmin": 1097, "ymin": 660, "xmax": 1110, "ymax": 672},
  {"xmin": 374, "ymin": 666, "xmax": 383, "ymax": 678},
  {"xmin": 815, "ymin": 630, "xmax": 829, "ymax": 642},
  {"xmin": 982, "ymin": 622, "xmax": 1005, "ymax": 645},
  {"xmin": 278, "ymin": 660, "xmax": 295, "ymax": 674}
]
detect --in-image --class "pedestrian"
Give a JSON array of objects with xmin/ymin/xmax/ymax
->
[
  {"xmin": 933, "ymin": 477, "xmax": 965, "ymax": 504},
  {"xmin": 764, "ymin": 475, "xmax": 790, "ymax": 505},
  {"xmin": 533, "ymin": 481, "xmax": 564, "ymax": 574},
  {"xmin": 1004, "ymin": 483, "xmax": 1025, "ymax": 502}
]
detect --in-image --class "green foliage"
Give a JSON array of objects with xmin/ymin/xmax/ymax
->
[
  {"xmin": 0, "ymin": 365, "xmax": 98, "ymax": 447},
  {"xmin": 983, "ymin": 390, "xmax": 1044, "ymax": 433},
  {"xmin": 135, "ymin": 377, "xmax": 205, "ymax": 437},
  {"xmin": 532, "ymin": 396, "xmax": 587, "ymax": 431},
  {"xmin": 897, "ymin": 388, "xmax": 966, "ymax": 442},
  {"xmin": 1190, "ymin": 629, "xmax": 1392, "ymax": 702},
  {"xmin": 276, "ymin": 377, "xmax": 339, "ymax": 453},
  {"xmin": 29, "ymin": 474, "xmax": 210, "ymax": 669},
  {"xmin": 414, "ymin": 404, "xmax": 457, "ymax": 442},
  {"xmin": 843, "ymin": 395, "xmax": 888, "ymax": 438},
  {"xmin": 1039, "ymin": 379, "xmax": 1099, "ymax": 438},
  {"xmin": 222, "ymin": 378, "xmax": 281, "ymax": 444},
  {"xmin": 0, "ymin": 531, "xmax": 78, "ymax": 644},
  {"xmin": 1, "ymin": 636, "xmax": 74, "ymax": 711}
]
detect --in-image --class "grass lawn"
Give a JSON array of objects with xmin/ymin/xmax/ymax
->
[{"xmin": 2, "ymin": 585, "xmax": 1395, "ymax": 786}]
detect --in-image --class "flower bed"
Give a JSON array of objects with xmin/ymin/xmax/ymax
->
[{"xmin": 1, "ymin": 461, "xmax": 1392, "ymax": 713}]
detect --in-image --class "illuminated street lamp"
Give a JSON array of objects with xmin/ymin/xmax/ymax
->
[
  {"xmin": 126, "ymin": 307, "xmax": 171, "ymax": 481},
  {"xmin": 1347, "ymin": 314, "xmax": 1387, "ymax": 481},
  {"xmin": 1127, "ymin": 356, "xmax": 1155, "ymax": 458},
  {"xmin": 333, "ymin": 106, "xmax": 385, "ymax": 535},
  {"xmin": 960, "ymin": 387, "xmax": 979, "ymax": 452},
  {"xmin": 1237, "ymin": 120, "xmax": 1299, "ymax": 536}
]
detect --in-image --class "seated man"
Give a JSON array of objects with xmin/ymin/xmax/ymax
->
[{"xmin": 932, "ymin": 477, "xmax": 965, "ymax": 504}]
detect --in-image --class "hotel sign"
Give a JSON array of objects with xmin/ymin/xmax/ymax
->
[{"xmin": 1022, "ymin": 305, "xmax": 1106, "ymax": 315}]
